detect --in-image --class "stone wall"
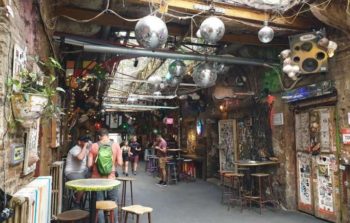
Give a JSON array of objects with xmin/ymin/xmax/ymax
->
[{"xmin": 0, "ymin": 0, "xmax": 53, "ymax": 195}]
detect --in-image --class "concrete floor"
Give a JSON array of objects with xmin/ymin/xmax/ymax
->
[{"xmin": 120, "ymin": 163, "xmax": 327, "ymax": 223}]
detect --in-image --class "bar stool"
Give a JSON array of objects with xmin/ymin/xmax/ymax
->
[
  {"xmin": 122, "ymin": 205, "xmax": 153, "ymax": 223},
  {"xmin": 117, "ymin": 177, "xmax": 135, "ymax": 221},
  {"xmin": 95, "ymin": 200, "xmax": 118, "ymax": 223},
  {"xmin": 57, "ymin": 209, "xmax": 89, "ymax": 222},
  {"xmin": 166, "ymin": 161, "xmax": 178, "ymax": 184},
  {"xmin": 227, "ymin": 173, "xmax": 244, "ymax": 212},
  {"xmin": 244, "ymin": 173, "xmax": 277, "ymax": 214},
  {"xmin": 219, "ymin": 170, "xmax": 235, "ymax": 204},
  {"xmin": 181, "ymin": 159, "xmax": 196, "ymax": 181},
  {"xmin": 146, "ymin": 156, "xmax": 159, "ymax": 176}
]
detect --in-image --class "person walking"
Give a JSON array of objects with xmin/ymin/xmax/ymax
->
[
  {"xmin": 154, "ymin": 134, "xmax": 168, "ymax": 186},
  {"xmin": 88, "ymin": 128, "xmax": 122, "ymax": 223},
  {"xmin": 65, "ymin": 136, "xmax": 90, "ymax": 204},
  {"xmin": 129, "ymin": 135, "xmax": 141, "ymax": 175},
  {"xmin": 120, "ymin": 140, "xmax": 131, "ymax": 176}
]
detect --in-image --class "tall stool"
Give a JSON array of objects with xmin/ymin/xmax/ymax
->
[
  {"xmin": 122, "ymin": 205, "xmax": 153, "ymax": 223},
  {"xmin": 95, "ymin": 200, "xmax": 118, "ymax": 223},
  {"xmin": 219, "ymin": 170, "xmax": 235, "ymax": 204},
  {"xmin": 166, "ymin": 161, "xmax": 178, "ymax": 184},
  {"xmin": 146, "ymin": 156, "xmax": 158, "ymax": 176},
  {"xmin": 227, "ymin": 173, "xmax": 244, "ymax": 212},
  {"xmin": 117, "ymin": 177, "xmax": 135, "ymax": 221},
  {"xmin": 244, "ymin": 173, "xmax": 277, "ymax": 214},
  {"xmin": 181, "ymin": 159, "xmax": 196, "ymax": 181},
  {"xmin": 57, "ymin": 209, "xmax": 89, "ymax": 223}
]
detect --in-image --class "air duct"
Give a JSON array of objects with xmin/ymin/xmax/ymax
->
[{"xmin": 83, "ymin": 45, "xmax": 279, "ymax": 66}]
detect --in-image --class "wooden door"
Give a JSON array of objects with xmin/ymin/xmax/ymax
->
[{"xmin": 295, "ymin": 107, "xmax": 340, "ymax": 222}]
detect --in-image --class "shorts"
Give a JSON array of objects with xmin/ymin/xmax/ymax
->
[
  {"xmin": 159, "ymin": 157, "xmax": 167, "ymax": 169},
  {"xmin": 129, "ymin": 155, "xmax": 139, "ymax": 163},
  {"xmin": 122, "ymin": 153, "xmax": 129, "ymax": 162},
  {"xmin": 66, "ymin": 169, "xmax": 88, "ymax": 181}
]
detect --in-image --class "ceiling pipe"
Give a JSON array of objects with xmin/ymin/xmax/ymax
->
[
  {"xmin": 83, "ymin": 45, "xmax": 279, "ymax": 66},
  {"xmin": 104, "ymin": 104, "xmax": 179, "ymax": 110}
]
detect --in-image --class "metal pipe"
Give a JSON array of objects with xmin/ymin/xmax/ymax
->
[
  {"xmin": 84, "ymin": 45, "xmax": 279, "ymax": 66},
  {"xmin": 104, "ymin": 103, "xmax": 179, "ymax": 109},
  {"xmin": 107, "ymin": 77, "xmax": 198, "ymax": 86}
]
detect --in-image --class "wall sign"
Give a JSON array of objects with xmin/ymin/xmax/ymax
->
[
  {"xmin": 272, "ymin": 113, "xmax": 284, "ymax": 126},
  {"xmin": 341, "ymin": 128, "xmax": 350, "ymax": 145}
]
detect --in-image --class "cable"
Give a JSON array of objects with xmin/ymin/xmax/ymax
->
[{"xmin": 265, "ymin": 65, "xmax": 303, "ymax": 91}]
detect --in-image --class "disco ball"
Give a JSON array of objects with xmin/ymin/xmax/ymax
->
[
  {"xmin": 199, "ymin": 16, "xmax": 225, "ymax": 44},
  {"xmin": 168, "ymin": 60, "xmax": 186, "ymax": 77},
  {"xmin": 148, "ymin": 75, "xmax": 163, "ymax": 91},
  {"xmin": 258, "ymin": 21, "xmax": 274, "ymax": 43},
  {"xmin": 166, "ymin": 75, "xmax": 182, "ymax": 87},
  {"xmin": 135, "ymin": 15, "xmax": 168, "ymax": 49},
  {"xmin": 193, "ymin": 63, "xmax": 217, "ymax": 88}
]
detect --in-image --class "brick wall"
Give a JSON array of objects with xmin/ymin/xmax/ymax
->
[{"xmin": 0, "ymin": 0, "xmax": 53, "ymax": 195}]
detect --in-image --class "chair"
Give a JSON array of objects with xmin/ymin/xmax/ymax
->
[
  {"xmin": 122, "ymin": 205, "xmax": 153, "ymax": 223},
  {"xmin": 57, "ymin": 209, "xmax": 89, "ymax": 223},
  {"xmin": 244, "ymin": 173, "xmax": 277, "ymax": 214},
  {"xmin": 146, "ymin": 156, "xmax": 158, "ymax": 176},
  {"xmin": 166, "ymin": 161, "xmax": 178, "ymax": 184},
  {"xmin": 94, "ymin": 200, "xmax": 118, "ymax": 223}
]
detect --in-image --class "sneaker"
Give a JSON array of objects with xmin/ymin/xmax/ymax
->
[
  {"xmin": 156, "ymin": 180, "xmax": 163, "ymax": 185},
  {"xmin": 126, "ymin": 173, "xmax": 129, "ymax": 177},
  {"xmin": 133, "ymin": 171, "xmax": 137, "ymax": 176},
  {"xmin": 161, "ymin": 182, "xmax": 167, "ymax": 187}
]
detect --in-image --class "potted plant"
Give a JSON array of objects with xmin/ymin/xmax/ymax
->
[{"xmin": 7, "ymin": 57, "xmax": 65, "ymax": 127}]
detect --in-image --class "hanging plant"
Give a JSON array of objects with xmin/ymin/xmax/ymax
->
[
  {"xmin": 91, "ymin": 64, "xmax": 108, "ymax": 80},
  {"xmin": 7, "ymin": 57, "xmax": 65, "ymax": 127},
  {"xmin": 262, "ymin": 66, "xmax": 282, "ymax": 93}
]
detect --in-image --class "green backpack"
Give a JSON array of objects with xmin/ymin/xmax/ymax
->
[{"xmin": 96, "ymin": 142, "xmax": 113, "ymax": 176}]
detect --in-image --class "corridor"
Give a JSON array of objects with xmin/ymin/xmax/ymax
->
[{"xmin": 123, "ymin": 163, "xmax": 326, "ymax": 223}]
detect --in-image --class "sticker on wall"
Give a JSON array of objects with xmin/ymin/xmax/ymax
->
[
  {"xmin": 320, "ymin": 110, "xmax": 330, "ymax": 151},
  {"xmin": 316, "ymin": 155, "xmax": 334, "ymax": 213},
  {"xmin": 297, "ymin": 152, "xmax": 312, "ymax": 206}
]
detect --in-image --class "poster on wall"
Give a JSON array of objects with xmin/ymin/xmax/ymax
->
[
  {"xmin": 218, "ymin": 119, "xmax": 237, "ymax": 171},
  {"xmin": 297, "ymin": 152, "xmax": 312, "ymax": 207},
  {"xmin": 300, "ymin": 113, "xmax": 310, "ymax": 151},
  {"xmin": 316, "ymin": 155, "xmax": 334, "ymax": 213}
]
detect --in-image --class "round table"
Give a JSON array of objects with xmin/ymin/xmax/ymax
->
[{"xmin": 66, "ymin": 178, "xmax": 121, "ymax": 223}]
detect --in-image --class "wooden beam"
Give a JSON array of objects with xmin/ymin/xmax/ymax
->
[
  {"xmin": 131, "ymin": 0, "xmax": 318, "ymax": 30},
  {"xmin": 56, "ymin": 6, "xmax": 288, "ymax": 46}
]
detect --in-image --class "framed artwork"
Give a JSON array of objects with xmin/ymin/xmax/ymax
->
[
  {"xmin": 218, "ymin": 119, "xmax": 238, "ymax": 171},
  {"xmin": 22, "ymin": 119, "xmax": 40, "ymax": 175}
]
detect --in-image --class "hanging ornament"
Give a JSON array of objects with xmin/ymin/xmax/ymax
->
[
  {"xmin": 193, "ymin": 63, "xmax": 217, "ymax": 88},
  {"xmin": 168, "ymin": 60, "xmax": 186, "ymax": 77},
  {"xmin": 258, "ymin": 21, "xmax": 274, "ymax": 43},
  {"xmin": 135, "ymin": 15, "xmax": 168, "ymax": 49},
  {"xmin": 199, "ymin": 16, "xmax": 225, "ymax": 44},
  {"xmin": 166, "ymin": 75, "xmax": 182, "ymax": 87}
]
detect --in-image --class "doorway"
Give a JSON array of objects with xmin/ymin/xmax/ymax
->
[{"xmin": 294, "ymin": 106, "xmax": 340, "ymax": 222}]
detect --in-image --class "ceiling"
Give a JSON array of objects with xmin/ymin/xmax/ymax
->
[{"xmin": 49, "ymin": 0, "xmax": 322, "ymax": 112}]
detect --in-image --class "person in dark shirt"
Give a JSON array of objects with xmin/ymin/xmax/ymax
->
[{"xmin": 129, "ymin": 135, "xmax": 142, "ymax": 175}]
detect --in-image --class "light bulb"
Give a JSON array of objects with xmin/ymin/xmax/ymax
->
[{"xmin": 258, "ymin": 21, "xmax": 274, "ymax": 43}]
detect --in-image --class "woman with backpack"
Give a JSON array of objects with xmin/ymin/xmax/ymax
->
[{"xmin": 120, "ymin": 140, "xmax": 132, "ymax": 176}]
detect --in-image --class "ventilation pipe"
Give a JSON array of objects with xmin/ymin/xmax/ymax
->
[{"xmin": 83, "ymin": 45, "xmax": 279, "ymax": 66}]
